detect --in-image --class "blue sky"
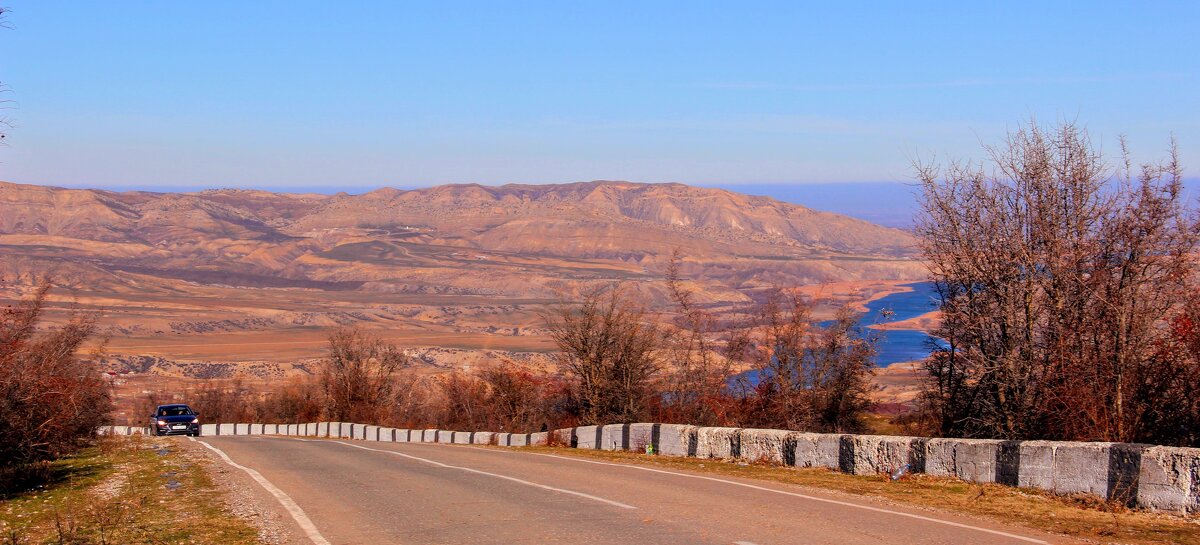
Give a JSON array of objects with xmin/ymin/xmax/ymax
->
[{"xmin": 0, "ymin": 1, "xmax": 1197, "ymax": 195}]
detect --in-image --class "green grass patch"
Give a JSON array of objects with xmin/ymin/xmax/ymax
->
[{"xmin": 0, "ymin": 436, "xmax": 262, "ymax": 545}]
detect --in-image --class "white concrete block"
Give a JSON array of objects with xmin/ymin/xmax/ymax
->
[
  {"xmin": 628, "ymin": 423, "xmax": 655, "ymax": 453},
  {"xmin": 739, "ymin": 428, "xmax": 798, "ymax": 465},
  {"xmin": 437, "ymin": 430, "xmax": 454, "ymax": 443},
  {"xmin": 472, "ymin": 432, "xmax": 496, "ymax": 445},
  {"xmin": 793, "ymin": 433, "xmax": 841, "ymax": 469},
  {"xmin": 575, "ymin": 426, "xmax": 601, "ymax": 449},
  {"xmin": 365, "ymin": 425, "xmax": 380, "ymax": 441},
  {"xmin": 530, "ymin": 432, "xmax": 549, "ymax": 446},
  {"xmin": 453, "ymin": 432, "xmax": 472, "ymax": 444},
  {"xmin": 200, "ymin": 423, "xmax": 217, "ymax": 436},
  {"xmin": 218, "ymin": 423, "xmax": 236, "ymax": 436},
  {"xmin": 422, "ymin": 429, "xmax": 438, "ymax": 442},
  {"xmin": 510, "ymin": 433, "xmax": 529, "ymax": 447},
  {"xmin": 1138, "ymin": 445, "xmax": 1200, "ymax": 514},
  {"xmin": 695, "ymin": 427, "xmax": 741, "ymax": 459},
  {"xmin": 600, "ymin": 424, "xmax": 629, "ymax": 451},
  {"xmin": 656, "ymin": 424, "xmax": 697, "ymax": 457},
  {"xmin": 849, "ymin": 435, "xmax": 927, "ymax": 476},
  {"xmin": 926, "ymin": 438, "xmax": 1003, "ymax": 483}
]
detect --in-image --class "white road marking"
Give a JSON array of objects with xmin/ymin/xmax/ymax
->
[
  {"xmin": 494, "ymin": 450, "xmax": 1048, "ymax": 545},
  {"xmin": 327, "ymin": 440, "xmax": 637, "ymax": 510},
  {"xmin": 192, "ymin": 437, "xmax": 333, "ymax": 545}
]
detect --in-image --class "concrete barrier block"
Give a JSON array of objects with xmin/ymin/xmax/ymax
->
[
  {"xmin": 1138, "ymin": 446, "xmax": 1200, "ymax": 514},
  {"xmin": 247, "ymin": 423, "xmax": 261, "ymax": 435},
  {"xmin": 656, "ymin": 424, "xmax": 697, "ymax": 457},
  {"xmin": 926, "ymin": 438, "xmax": 1004, "ymax": 483},
  {"xmin": 511, "ymin": 433, "xmax": 530, "ymax": 447},
  {"xmin": 349, "ymin": 424, "xmax": 364, "ymax": 440},
  {"xmin": 575, "ymin": 426, "xmax": 601, "ymax": 449},
  {"xmin": 473, "ymin": 432, "xmax": 496, "ymax": 445},
  {"xmin": 364, "ymin": 425, "xmax": 378, "ymax": 441},
  {"xmin": 394, "ymin": 429, "xmax": 410, "ymax": 442},
  {"xmin": 422, "ymin": 429, "xmax": 438, "ymax": 442},
  {"xmin": 306, "ymin": 423, "xmax": 317, "ymax": 436},
  {"xmin": 290, "ymin": 424, "xmax": 300, "ymax": 436},
  {"xmin": 437, "ymin": 430, "xmax": 454, "ymax": 443},
  {"xmin": 530, "ymin": 432, "xmax": 549, "ymax": 446},
  {"xmin": 218, "ymin": 423, "xmax": 235, "ymax": 436},
  {"xmin": 1017, "ymin": 441, "xmax": 1055, "ymax": 490},
  {"xmin": 551, "ymin": 428, "xmax": 575, "ymax": 447},
  {"xmin": 849, "ymin": 435, "xmax": 928, "ymax": 476},
  {"xmin": 452, "ymin": 431, "xmax": 471, "ymax": 444},
  {"xmin": 378, "ymin": 428, "xmax": 394, "ymax": 441},
  {"xmin": 628, "ymin": 423, "xmax": 655, "ymax": 453},
  {"xmin": 695, "ymin": 427, "xmax": 741, "ymax": 459},
  {"xmin": 1050, "ymin": 442, "xmax": 1112, "ymax": 497},
  {"xmin": 739, "ymin": 429, "xmax": 798, "ymax": 465},
  {"xmin": 317, "ymin": 422, "xmax": 330, "ymax": 437},
  {"xmin": 266, "ymin": 424, "xmax": 280, "ymax": 435},
  {"xmin": 200, "ymin": 423, "xmax": 217, "ymax": 436},
  {"xmin": 234, "ymin": 423, "xmax": 249, "ymax": 435},
  {"xmin": 793, "ymin": 433, "xmax": 841, "ymax": 469},
  {"xmin": 495, "ymin": 433, "xmax": 511, "ymax": 446},
  {"xmin": 600, "ymin": 424, "xmax": 630, "ymax": 451},
  {"xmin": 336, "ymin": 423, "xmax": 352, "ymax": 438}
]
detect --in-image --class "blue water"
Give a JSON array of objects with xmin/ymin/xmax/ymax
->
[
  {"xmin": 859, "ymin": 282, "xmax": 945, "ymax": 366},
  {"xmin": 735, "ymin": 283, "xmax": 944, "ymax": 386}
]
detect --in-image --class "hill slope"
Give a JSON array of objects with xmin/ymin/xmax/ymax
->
[{"xmin": 0, "ymin": 180, "xmax": 918, "ymax": 300}]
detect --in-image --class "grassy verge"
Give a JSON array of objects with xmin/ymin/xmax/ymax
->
[
  {"xmin": 0, "ymin": 436, "xmax": 262, "ymax": 545},
  {"xmin": 524, "ymin": 446, "xmax": 1199, "ymax": 545}
]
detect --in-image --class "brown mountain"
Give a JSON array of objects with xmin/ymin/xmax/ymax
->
[
  {"xmin": 0, "ymin": 180, "xmax": 923, "ymax": 382},
  {"xmin": 0, "ymin": 180, "xmax": 918, "ymax": 297}
]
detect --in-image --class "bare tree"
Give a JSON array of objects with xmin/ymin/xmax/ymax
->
[
  {"xmin": 732, "ymin": 292, "xmax": 877, "ymax": 432},
  {"xmin": 658, "ymin": 250, "xmax": 736, "ymax": 425},
  {"xmin": 0, "ymin": 7, "xmax": 11, "ymax": 143},
  {"xmin": 546, "ymin": 286, "xmax": 661, "ymax": 425},
  {"xmin": 321, "ymin": 327, "xmax": 409, "ymax": 423},
  {"xmin": 916, "ymin": 120, "xmax": 1199, "ymax": 443}
]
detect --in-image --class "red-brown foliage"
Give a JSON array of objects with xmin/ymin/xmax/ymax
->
[{"xmin": 0, "ymin": 283, "xmax": 113, "ymax": 468}]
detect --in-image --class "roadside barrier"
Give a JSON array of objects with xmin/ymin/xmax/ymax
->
[{"xmin": 96, "ymin": 422, "xmax": 1200, "ymax": 515}]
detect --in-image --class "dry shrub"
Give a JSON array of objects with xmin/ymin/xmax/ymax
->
[
  {"xmin": 916, "ymin": 120, "xmax": 1200, "ymax": 444},
  {"xmin": 0, "ymin": 282, "xmax": 112, "ymax": 471},
  {"xmin": 546, "ymin": 285, "xmax": 660, "ymax": 425}
]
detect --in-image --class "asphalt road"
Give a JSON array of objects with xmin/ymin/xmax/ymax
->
[{"xmin": 194, "ymin": 436, "xmax": 1065, "ymax": 545}]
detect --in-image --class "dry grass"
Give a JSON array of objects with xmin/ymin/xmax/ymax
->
[
  {"xmin": 0, "ymin": 436, "xmax": 262, "ymax": 545},
  {"xmin": 523, "ymin": 446, "xmax": 1199, "ymax": 545}
]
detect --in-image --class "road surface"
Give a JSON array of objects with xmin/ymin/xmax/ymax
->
[{"xmin": 191, "ymin": 436, "xmax": 1065, "ymax": 545}]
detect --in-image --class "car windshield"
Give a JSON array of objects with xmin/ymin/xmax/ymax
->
[{"xmin": 158, "ymin": 406, "xmax": 193, "ymax": 416}]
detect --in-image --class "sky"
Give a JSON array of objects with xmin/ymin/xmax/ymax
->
[{"xmin": 0, "ymin": 1, "xmax": 1197, "ymax": 205}]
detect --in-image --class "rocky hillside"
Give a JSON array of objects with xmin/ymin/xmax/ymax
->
[{"xmin": 0, "ymin": 180, "xmax": 920, "ymax": 302}]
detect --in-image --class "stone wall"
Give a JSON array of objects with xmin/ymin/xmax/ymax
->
[{"xmin": 105, "ymin": 422, "xmax": 1199, "ymax": 515}]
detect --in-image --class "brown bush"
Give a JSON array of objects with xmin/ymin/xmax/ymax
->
[
  {"xmin": 546, "ymin": 286, "xmax": 661, "ymax": 425},
  {"xmin": 0, "ymin": 282, "xmax": 113, "ymax": 469},
  {"xmin": 321, "ymin": 327, "xmax": 409, "ymax": 423},
  {"xmin": 728, "ymin": 293, "xmax": 877, "ymax": 433},
  {"xmin": 916, "ymin": 120, "xmax": 1200, "ymax": 443}
]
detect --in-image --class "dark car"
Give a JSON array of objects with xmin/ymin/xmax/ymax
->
[{"xmin": 150, "ymin": 404, "xmax": 201, "ymax": 436}]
